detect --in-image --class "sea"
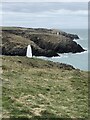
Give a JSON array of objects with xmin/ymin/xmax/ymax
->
[{"xmin": 38, "ymin": 29, "xmax": 88, "ymax": 71}]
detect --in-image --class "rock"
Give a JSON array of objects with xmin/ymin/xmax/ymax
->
[
  {"xmin": 2, "ymin": 27, "xmax": 85, "ymax": 57},
  {"xmin": 60, "ymin": 32, "xmax": 79, "ymax": 39}
]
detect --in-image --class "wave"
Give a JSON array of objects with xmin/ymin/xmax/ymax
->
[
  {"xmin": 73, "ymin": 39, "xmax": 78, "ymax": 42},
  {"xmin": 73, "ymin": 37, "xmax": 85, "ymax": 42},
  {"xmin": 73, "ymin": 38, "xmax": 84, "ymax": 43},
  {"xmin": 37, "ymin": 50, "xmax": 88, "ymax": 60},
  {"xmin": 79, "ymin": 37, "xmax": 84, "ymax": 40},
  {"xmin": 75, "ymin": 50, "xmax": 88, "ymax": 55},
  {"xmin": 57, "ymin": 50, "xmax": 88, "ymax": 58}
]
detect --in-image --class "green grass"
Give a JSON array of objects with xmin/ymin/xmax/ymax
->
[{"xmin": 1, "ymin": 56, "xmax": 88, "ymax": 119}]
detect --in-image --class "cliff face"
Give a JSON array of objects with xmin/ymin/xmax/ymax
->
[{"xmin": 2, "ymin": 27, "xmax": 85, "ymax": 57}]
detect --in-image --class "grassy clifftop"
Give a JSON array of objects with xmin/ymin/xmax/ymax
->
[{"xmin": 2, "ymin": 56, "xmax": 88, "ymax": 119}]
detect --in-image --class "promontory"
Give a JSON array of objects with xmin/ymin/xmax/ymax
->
[{"xmin": 1, "ymin": 27, "xmax": 85, "ymax": 57}]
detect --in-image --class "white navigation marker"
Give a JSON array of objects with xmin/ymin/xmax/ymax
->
[{"xmin": 26, "ymin": 45, "xmax": 32, "ymax": 58}]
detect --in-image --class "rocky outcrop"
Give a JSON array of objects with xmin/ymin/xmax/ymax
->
[{"xmin": 2, "ymin": 27, "xmax": 85, "ymax": 57}]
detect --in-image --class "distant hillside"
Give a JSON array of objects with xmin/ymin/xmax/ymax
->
[
  {"xmin": 2, "ymin": 56, "xmax": 88, "ymax": 119},
  {"xmin": 2, "ymin": 27, "xmax": 85, "ymax": 57}
]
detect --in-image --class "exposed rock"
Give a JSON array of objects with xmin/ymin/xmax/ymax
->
[{"xmin": 2, "ymin": 27, "xmax": 85, "ymax": 57}]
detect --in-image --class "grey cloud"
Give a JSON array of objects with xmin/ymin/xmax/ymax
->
[{"xmin": 2, "ymin": 2, "xmax": 88, "ymax": 13}]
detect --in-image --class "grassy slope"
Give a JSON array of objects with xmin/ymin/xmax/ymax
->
[{"xmin": 2, "ymin": 56, "xmax": 88, "ymax": 119}]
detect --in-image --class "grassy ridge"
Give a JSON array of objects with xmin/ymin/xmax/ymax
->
[{"xmin": 2, "ymin": 56, "xmax": 88, "ymax": 119}]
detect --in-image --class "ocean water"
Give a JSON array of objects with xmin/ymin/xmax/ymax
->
[{"xmin": 39, "ymin": 29, "xmax": 88, "ymax": 71}]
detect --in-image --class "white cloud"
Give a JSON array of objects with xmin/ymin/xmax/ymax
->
[
  {"xmin": 2, "ymin": 9, "xmax": 88, "ymax": 17},
  {"xmin": 50, "ymin": 9, "xmax": 88, "ymax": 15}
]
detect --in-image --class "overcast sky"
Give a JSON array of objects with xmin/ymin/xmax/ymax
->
[
  {"xmin": 2, "ymin": 0, "xmax": 89, "ymax": 2},
  {"xmin": 1, "ymin": 2, "xmax": 88, "ymax": 29}
]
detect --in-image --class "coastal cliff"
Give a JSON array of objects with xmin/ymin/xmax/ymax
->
[
  {"xmin": 2, "ymin": 27, "xmax": 85, "ymax": 57},
  {"xmin": 1, "ymin": 27, "xmax": 88, "ymax": 119}
]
